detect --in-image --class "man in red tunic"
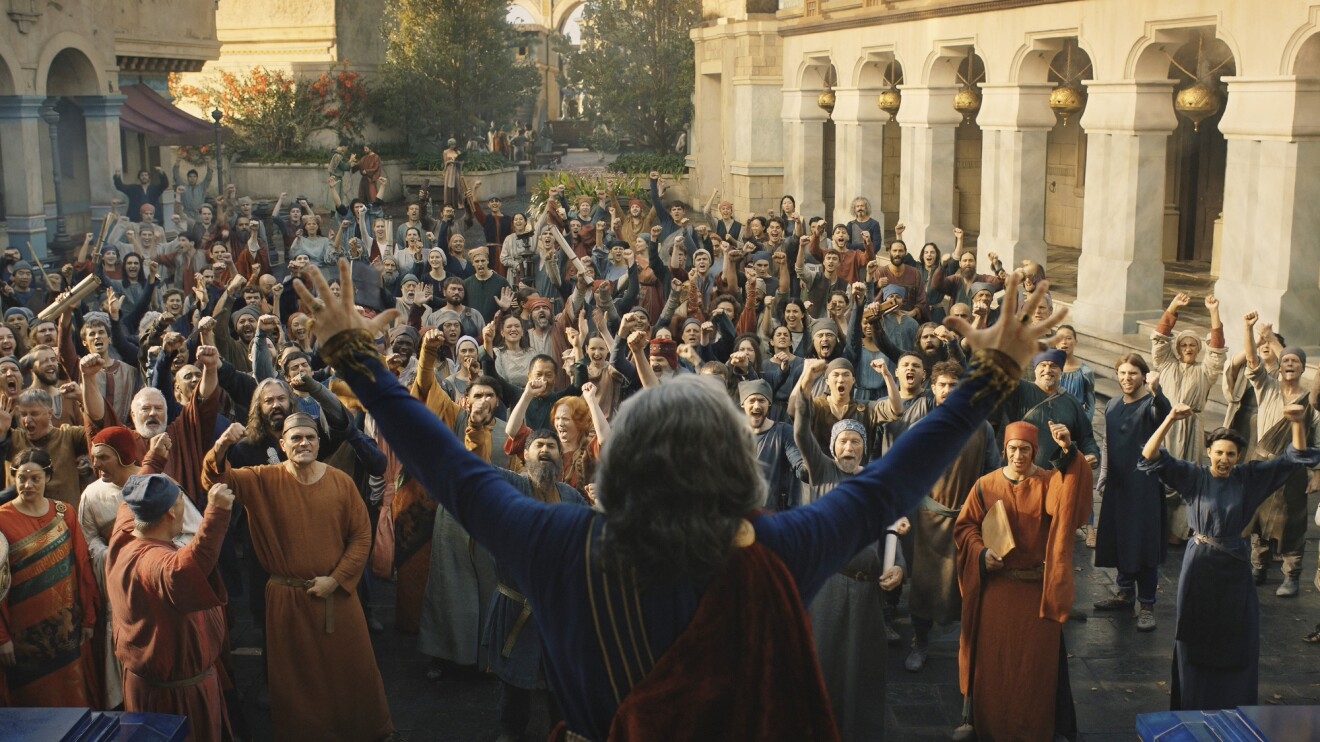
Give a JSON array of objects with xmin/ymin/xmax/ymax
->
[{"xmin": 106, "ymin": 462, "xmax": 234, "ymax": 742}]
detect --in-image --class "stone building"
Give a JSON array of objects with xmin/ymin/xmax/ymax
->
[
  {"xmin": 0, "ymin": 0, "xmax": 220, "ymax": 258},
  {"xmin": 689, "ymin": 0, "xmax": 1320, "ymax": 347}
]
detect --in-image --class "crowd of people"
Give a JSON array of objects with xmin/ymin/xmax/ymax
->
[{"xmin": 0, "ymin": 156, "xmax": 1315, "ymax": 742}]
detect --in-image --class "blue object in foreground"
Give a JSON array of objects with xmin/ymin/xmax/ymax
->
[
  {"xmin": 1137, "ymin": 705, "xmax": 1320, "ymax": 741},
  {"xmin": 0, "ymin": 708, "xmax": 188, "ymax": 742}
]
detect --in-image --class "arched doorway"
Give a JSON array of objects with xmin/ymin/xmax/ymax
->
[
  {"xmin": 1166, "ymin": 35, "xmax": 1234, "ymax": 267},
  {"xmin": 1043, "ymin": 40, "xmax": 1092, "ymax": 252},
  {"xmin": 42, "ymin": 47, "xmax": 101, "ymax": 243}
]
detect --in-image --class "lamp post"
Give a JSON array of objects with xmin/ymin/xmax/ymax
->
[
  {"xmin": 211, "ymin": 108, "xmax": 224, "ymax": 195},
  {"xmin": 41, "ymin": 99, "xmax": 69, "ymax": 246}
]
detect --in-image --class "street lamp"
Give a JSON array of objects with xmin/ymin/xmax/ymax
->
[{"xmin": 211, "ymin": 108, "xmax": 224, "ymax": 194}]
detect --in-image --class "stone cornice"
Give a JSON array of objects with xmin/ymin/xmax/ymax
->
[{"xmin": 779, "ymin": 0, "xmax": 1077, "ymax": 37}]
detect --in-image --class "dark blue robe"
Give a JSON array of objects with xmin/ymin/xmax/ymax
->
[
  {"xmin": 1096, "ymin": 390, "xmax": 1171, "ymax": 572},
  {"xmin": 1139, "ymin": 446, "xmax": 1318, "ymax": 710},
  {"xmin": 341, "ymin": 352, "xmax": 1003, "ymax": 740}
]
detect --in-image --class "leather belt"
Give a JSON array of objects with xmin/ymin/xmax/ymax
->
[
  {"xmin": 496, "ymin": 582, "xmax": 533, "ymax": 658},
  {"xmin": 838, "ymin": 568, "xmax": 881, "ymax": 584},
  {"xmin": 1191, "ymin": 532, "xmax": 1250, "ymax": 563},
  {"xmin": 1001, "ymin": 566, "xmax": 1045, "ymax": 582},
  {"xmin": 130, "ymin": 665, "xmax": 214, "ymax": 689},
  {"xmin": 270, "ymin": 575, "xmax": 335, "ymax": 633}
]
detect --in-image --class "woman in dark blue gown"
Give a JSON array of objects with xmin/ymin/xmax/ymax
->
[{"xmin": 1138, "ymin": 402, "xmax": 1318, "ymax": 710}]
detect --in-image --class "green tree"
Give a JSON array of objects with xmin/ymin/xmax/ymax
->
[
  {"xmin": 376, "ymin": 0, "xmax": 537, "ymax": 154},
  {"xmin": 568, "ymin": 0, "xmax": 701, "ymax": 153}
]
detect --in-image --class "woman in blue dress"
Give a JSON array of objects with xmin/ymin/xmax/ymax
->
[{"xmin": 1138, "ymin": 402, "xmax": 1318, "ymax": 710}]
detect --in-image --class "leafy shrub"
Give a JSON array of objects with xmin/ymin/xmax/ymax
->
[{"xmin": 607, "ymin": 152, "xmax": 686, "ymax": 175}]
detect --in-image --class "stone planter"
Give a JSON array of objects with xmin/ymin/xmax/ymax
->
[
  {"xmin": 401, "ymin": 167, "xmax": 519, "ymax": 200},
  {"xmin": 229, "ymin": 159, "xmax": 408, "ymax": 207}
]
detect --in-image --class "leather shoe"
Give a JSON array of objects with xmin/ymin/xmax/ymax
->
[
  {"xmin": 905, "ymin": 646, "xmax": 928, "ymax": 672},
  {"xmin": 1093, "ymin": 592, "xmax": 1134, "ymax": 611},
  {"xmin": 1276, "ymin": 575, "xmax": 1299, "ymax": 598}
]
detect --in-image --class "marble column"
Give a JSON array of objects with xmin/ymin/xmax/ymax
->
[
  {"xmin": 75, "ymin": 94, "xmax": 126, "ymax": 225},
  {"xmin": 831, "ymin": 86, "xmax": 889, "ymax": 226},
  {"xmin": 781, "ymin": 90, "xmax": 829, "ymax": 220},
  {"xmin": 1070, "ymin": 81, "xmax": 1177, "ymax": 335},
  {"xmin": 976, "ymin": 84, "xmax": 1055, "ymax": 273},
  {"xmin": 1214, "ymin": 77, "xmax": 1320, "ymax": 348},
  {"xmin": 0, "ymin": 96, "xmax": 51, "ymax": 258},
  {"xmin": 896, "ymin": 85, "xmax": 961, "ymax": 251}
]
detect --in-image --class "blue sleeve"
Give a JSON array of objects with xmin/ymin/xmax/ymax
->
[
  {"xmin": 1136, "ymin": 449, "xmax": 1202, "ymax": 499},
  {"xmin": 342, "ymin": 354, "xmax": 592, "ymax": 576},
  {"xmin": 1244, "ymin": 446, "xmax": 1320, "ymax": 497},
  {"xmin": 755, "ymin": 362, "xmax": 1003, "ymax": 601},
  {"xmin": 345, "ymin": 426, "xmax": 388, "ymax": 477},
  {"xmin": 151, "ymin": 348, "xmax": 184, "ymax": 422}
]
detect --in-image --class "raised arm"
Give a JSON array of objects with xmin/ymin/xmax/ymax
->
[
  {"xmin": 1243, "ymin": 311, "xmax": 1260, "ymax": 369},
  {"xmin": 580, "ymin": 382, "xmax": 611, "ymax": 446},
  {"xmin": 1143, "ymin": 404, "xmax": 1192, "ymax": 461}
]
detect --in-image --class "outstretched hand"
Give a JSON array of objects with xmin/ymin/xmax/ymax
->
[
  {"xmin": 292, "ymin": 258, "xmax": 400, "ymax": 344},
  {"xmin": 943, "ymin": 272, "xmax": 1065, "ymax": 371}
]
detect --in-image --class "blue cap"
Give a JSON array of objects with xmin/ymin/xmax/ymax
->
[
  {"xmin": 1032, "ymin": 348, "xmax": 1067, "ymax": 368},
  {"xmin": 880, "ymin": 284, "xmax": 906, "ymax": 300},
  {"xmin": 120, "ymin": 473, "xmax": 181, "ymax": 523}
]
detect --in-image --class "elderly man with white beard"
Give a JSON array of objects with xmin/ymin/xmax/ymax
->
[{"xmin": 82, "ymin": 345, "xmax": 222, "ymax": 512}]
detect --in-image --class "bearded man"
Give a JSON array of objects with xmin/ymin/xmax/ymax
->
[{"xmin": 82, "ymin": 346, "xmax": 221, "ymax": 511}]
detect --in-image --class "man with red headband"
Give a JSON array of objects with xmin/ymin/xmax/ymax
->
[{"xmin": 953, "ymin": 420, "xmax": 1092, "ymax": 742}]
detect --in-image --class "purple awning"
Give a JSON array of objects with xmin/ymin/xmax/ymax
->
[{"xmin": 115, "ymin": 84, "xmax": 218, "ymax": 146}]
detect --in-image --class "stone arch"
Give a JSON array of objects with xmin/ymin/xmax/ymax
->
[
  {"xmin": 1011, "ymin": 32, "xmax": 1094, "ymax": 85},
  {"xmin": 0, "ymin": 49, "xmax": 17, "ymax": 95},
  {"xmin": 506, "ymin": 0, "xmax": 542, "ymax": 28},
  {"xmin": 1283, "ymin": 8, "xmax": 1320, "ymax": 76},
  {"xmin": 923, "ymin": 40, "xmax": 978, "ymax": 87},
  {"xmin": 795, "ymin": 54, "xmax": 835, "ymax": 92},
  {"xmin": 36, "ymin": 35, "xmax": 105, "ymax": 96},
  {"xmin": 1125, "ymin": 21, "xmax": 1239, "ymax": 82},
  {"xmin": 850, "ymin": 49, "xmax": 902, "ymax": 90},
  {"xmin": 550, "ymin": 0, "xmax": 588, "ymax": 33}
]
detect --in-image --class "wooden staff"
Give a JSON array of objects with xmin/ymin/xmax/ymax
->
[
  {"xmin": 94, "ymin": 211, "xmax": 116, "ymax": 252},
  {"xmin": 546, "ymin": 225, "xmax": 586, "ymax": 275},
  {"xmin": 23, "ymin": 242, "xmax": 53, "ymax": 288}
]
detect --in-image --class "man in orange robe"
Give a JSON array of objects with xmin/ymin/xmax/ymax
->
[
  {"xmin": 106, "ymin": 454, "xmax": 233, "ymax": 742},
  {"xmin": 202, "ymin": 413, "xmax": 393, "ymax": 741},
  {"xmin": 953, "ymin": 420, "xmax": 1092, "ymax": 741}
]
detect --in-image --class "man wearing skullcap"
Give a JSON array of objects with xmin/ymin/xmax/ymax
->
[
  {"xmin": 1241, "ymin": 312, "xmax": 1320, "ymax": 596},
  {"xmin": 611, "ymin": 193, "xmax": 656, "ymax": 246},
  {"xmin": 793, "ymin": 372, "xmax": 905, "ymax": 739},
  {"xmin": 739, "ymin": 379, "xmax": 803, "ymax": 511},
  {"xmin": 1150, "ymin": 293, "xmax": 1227, "ymax": 542},
  {"xmin": 203, "ymin": 415, "xmax": 393, "ymax": 740},
  {"xmin": 82, "ymin": 428, "xmax": 202, "ymax": 710},
  {"xmin": 954, "ymin": 419, "xmax": 1092, "ymax": 742},
  {"xmin": 996, "ymin": 348, "xmax": 1100, "ymax": 470},
  {"xmin": 105, "ymin": 468, "xmax": 235, "ymax": 742}
]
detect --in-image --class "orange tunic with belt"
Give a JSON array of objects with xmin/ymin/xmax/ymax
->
[
  {"xmin": 202, "ymin": 451, "xmax": 393, "ymax": 741},
  {"xmin": 954, "ymin": 448, "xmax": 1092, "ymax": 741}
]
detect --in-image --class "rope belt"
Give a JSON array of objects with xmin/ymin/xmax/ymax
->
[
  {"xmin": 920, "ymin": 495, "xmax": 960, "ymax": 519},
  {"xmin": 270, "ymin": 575, "xmax": 335, "ymax": 633},
  {"xmin": 496, "ymin": 582, "xmax": 534, "ymax": 658},
  {"xmin": 1001, "ymin": 566, "xmax": 1045, "ymax": 582},
  {"xmin": 129, "ymin": 665, "xmax": 213, "ymax": 689},
  {"xmin": 1191, "ymin": 532, "xmax": 1250, "ymax": 563}
]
